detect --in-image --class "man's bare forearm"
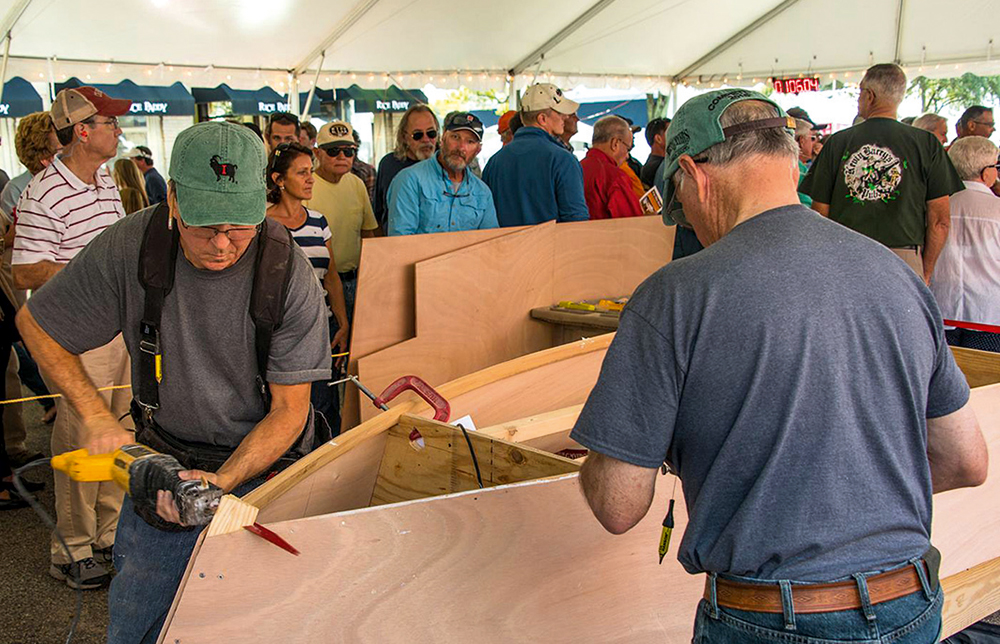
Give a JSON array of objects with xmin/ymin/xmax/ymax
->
[
  {"xmin": 214, "ymin": 383, "xmax": 310, "ymax": 492},
  {"xmin": 13, "ymin": 261, "xmax": 63, "ymax": 290},
  {"xmin": 922, "ymin": 198, "xmax": 950, "ymax": 283},
  {"xmin": 16, "ymin": 306, "xmax": 117, "ymax": 423}
]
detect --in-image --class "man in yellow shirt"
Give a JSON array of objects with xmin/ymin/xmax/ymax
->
[{"xmin": 304, "ymin": 120, "xmax": 378, "ymax": 320}]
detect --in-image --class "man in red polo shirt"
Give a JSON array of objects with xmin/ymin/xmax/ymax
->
[{"xmin": 581, "ymin": 115, "xmax": 642, "ymax": 219}]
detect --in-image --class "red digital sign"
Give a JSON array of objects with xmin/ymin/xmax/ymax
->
[{"xmin": 771, "ymin": 77, "xmax": 821, "ymax": 94}]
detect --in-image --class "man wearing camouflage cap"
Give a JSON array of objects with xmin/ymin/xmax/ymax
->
[
  {"xmin": 571, "ymin": 89, "xmax": 987, "ymax": 642},
  {"xmin": 18, "ymin": 120, "xmax": 330, "ymax": 642}
]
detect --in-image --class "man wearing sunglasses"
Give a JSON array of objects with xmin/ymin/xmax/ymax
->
[
  {"xmin": 12, "ymin": 86, "xmax": 132, "ymax": 591},
  {"xmin": 386, "ymin": 112, "xmax": 497, "ymax": 236},
  {"xmin": 373, "ymin": 104, "xmax": 440, "ymax": 230},
  {"xmin": 304, "ymin": 120, "xmax": 377, "ymax": 321},
  {"xmin": 18, "ymin": 121, "xmax": 331, "ymax": 642}
]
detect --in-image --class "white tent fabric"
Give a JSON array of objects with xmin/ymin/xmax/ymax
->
[{"xmin": 0, "ymin": 0, "xmax": 997, "ymax": 96}]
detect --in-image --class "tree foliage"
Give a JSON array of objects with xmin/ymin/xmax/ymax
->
[
  {"xmin": 908, "ymin": 73, "xmax": 1000, "ymax": 114},
  {"xmin": 431, "ymin": 87, "xmax": 509, "ymax": 117}
]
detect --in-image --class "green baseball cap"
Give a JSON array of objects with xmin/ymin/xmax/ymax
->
[
  {"xmin": 661, "ymin": 89, "xmax": 793, "ymax": 217},
  {"xmin": 168, "ymin": 121, "xmax": 267, "ymax": 227}
]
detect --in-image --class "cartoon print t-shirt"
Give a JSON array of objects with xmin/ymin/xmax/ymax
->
[{"xmin": 800, "ymin": 117, "xmax": 963, "ymax": 248}]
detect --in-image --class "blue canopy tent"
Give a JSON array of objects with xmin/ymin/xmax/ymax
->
[
  {"xmin": 0, "ymin": 77, "xmax": 43, "ymax": 118},
  {"xmin": 56, "ymin": 78, "xmax": 195, "ymax": 116},
  {"xmin": 191, "ymin": 84, "xmax": 287, "ymax": 116}
]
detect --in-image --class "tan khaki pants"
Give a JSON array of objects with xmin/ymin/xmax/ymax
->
[
  {"xmin": 48, "ymin": 335, "xmax": 133, "ymax": 564},
  {"xmin": 3, "ymin": 348, "xmax": 26, "ymax": 454},
  {"xmin": 890, "ymin": 247, "xmax": 923, "ymax": 277}
]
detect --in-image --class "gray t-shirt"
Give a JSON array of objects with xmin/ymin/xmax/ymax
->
[
  {"xmin": 570, "ymin": 205, "xmax": 970, "ymax": 582},
  {"xmin": 27, "ymin": 207, "xmax": 331, "ymax": 448}
]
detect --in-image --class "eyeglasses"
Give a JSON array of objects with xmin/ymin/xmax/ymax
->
[
  {"xmin": 410, "ymin": 129, "xmax": 437, "ymax": 141},
  {"xmin": 974, "ymin": 120, "xmax": 997, "ymax": 128},
  {"xmin": 323, "ymin": 147, "xmax": 356, "ymax": 158},
  {"xmin": 980, "ymin": 163, "xmax": 1000, "ymax": 174},
  {"xmin": 177, "ymin": 217, "xmax": 259, "ymax": 241},
  {"xmin": 85, "ymin": 117, "xmax": 119, "ymax": 129}
]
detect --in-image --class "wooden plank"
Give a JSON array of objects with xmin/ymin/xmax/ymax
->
[
  {"xmin": 952, "ymin": 346, "xmax": 1000, "ymax": 388},
  {"xmin": 479, "ymin": 404, "xmax": 583, "ymax": 444},
  {"xmin": 372, "ymin": 416, "xmax": 579, "ymax": 506},
  {"xmin": 941, "ymin": 556, "xmax": 1000, "ymax": 638},
  {"xmin": 345, "ymin": 227, "xmax": 518, "ymax": 429},
  {"xmin": 254, "ymin": 431, "xmax": 388, "ymax": 525},
  {"xmin": 357, "ymin": 223, "xmax": 558, "ymax": 422},
  {"xmin": 205, "ymin": 495, "xmax": 258, "ymax": 537}
]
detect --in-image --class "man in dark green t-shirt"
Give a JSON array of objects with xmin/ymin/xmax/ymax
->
[{"xmin": 800, "ymin": 63, "xmax": 963, "ymax": 285}]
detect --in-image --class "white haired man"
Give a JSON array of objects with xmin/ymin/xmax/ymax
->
[
  {"xmin": 930, "ymin": 136, "xmax": 1000, "ymax": 353},
  {"xmin": 801, "ymin": 63, "xmax": 964, "ymax": 284},
  {"xmin": 580, "ymin": 115, "xmax": 642, "ymax": 219},
  {"xmin": 573, "ymin": 88, "xmax": 986, "ymax": 644}
]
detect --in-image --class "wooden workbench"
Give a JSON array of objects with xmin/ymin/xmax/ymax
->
[{"xmin": 530, "ymin": 305, "xmax": 621, "ymax": 344}]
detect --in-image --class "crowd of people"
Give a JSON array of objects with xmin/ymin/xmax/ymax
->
[{"xmin": 0, "ymin": 61, "xmax": 996, "ymax": 643}]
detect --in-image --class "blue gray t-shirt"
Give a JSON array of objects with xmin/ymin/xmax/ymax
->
[
  {"xmin": 570, "ymin": 205, "xmax": 970, "ymax": 582},
  {"xmin": 27, "ymin": 207, "xmax": 331, "ymax": 448}
]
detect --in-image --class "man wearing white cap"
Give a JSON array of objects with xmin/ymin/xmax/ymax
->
[
  {"xmin": 482, "ymin": 83, "xmax": 589, "ymax": 226},
  {"xmin": 304, "ymin": 120, "xmax": 377, "ymax": 322},
  {"xmin": 12, "ymin": 86, "xmax": 132, "ymax": 590}
]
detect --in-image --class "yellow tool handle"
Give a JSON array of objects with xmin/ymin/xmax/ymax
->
[
  {"xmin": 50, "ymin": 449, "xmax": 118, "ymax": 482},
  {"xmin": 557, "ymin": 300, "xmax": 596, "ymax": 312}
]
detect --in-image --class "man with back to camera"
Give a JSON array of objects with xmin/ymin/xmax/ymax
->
[
  {"xmin": 482, "ymin": 83, "xmax": 588, "ymax": 226},
  {"xmin": 572, "ymin": 88, "xmax": 988, "ymax": 643}
]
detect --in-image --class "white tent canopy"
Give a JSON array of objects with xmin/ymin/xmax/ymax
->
[{"xmin": 0, "ymin": 0, "xmax": 998, "ymax": 100}]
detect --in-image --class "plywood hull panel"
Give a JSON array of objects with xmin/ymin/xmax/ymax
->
[{"xmin": 161, "ymin": 343, "xmax": 1000, "ymax": 642}]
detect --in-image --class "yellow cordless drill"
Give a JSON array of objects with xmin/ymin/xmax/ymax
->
[{"xmin": 51, "ymin": 444, "xmax": 223, "ymax": 531}]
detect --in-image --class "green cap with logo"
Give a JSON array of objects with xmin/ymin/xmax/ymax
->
[
  {"xmin": 661, "ymin": 89, "xmax": 794, "ymax": 214},
  {"xmin": 168, "ymin": 121, "xmax": 267, "ymax": 227}
]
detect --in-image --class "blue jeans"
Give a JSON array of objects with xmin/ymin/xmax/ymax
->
[
  {"xmin": 693, "ymin": 562, "xmax": 942, "ymax": 644},
  {"xmin": 107, "ymin": 477, "xmax": 264, "ymax": 644}
]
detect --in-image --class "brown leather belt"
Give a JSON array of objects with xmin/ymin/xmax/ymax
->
[{"xmin": 705, "ymin": 564, "xmax": 924, "ymax": 614}]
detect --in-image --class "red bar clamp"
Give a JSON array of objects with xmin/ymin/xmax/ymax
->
[{"xmin": 374, "ymin": 375, "xmax": 451, "ymax": 422}]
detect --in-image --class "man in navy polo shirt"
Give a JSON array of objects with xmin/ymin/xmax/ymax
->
[{"xmin": 482, "ymin": 83, "xmax": 588, "ymax": 226}]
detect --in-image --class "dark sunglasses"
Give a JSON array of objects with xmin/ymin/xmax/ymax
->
[
  {"xmin": 410, "ymin": 129, "xmax": 437, "ymax": 141},
  {"xmin": 324, "ymin": 146, "xmax": 356, "ymax": 158},
  {"xmin": 268, "ymin": 112, "xmax": 299, "ymax": 125}
]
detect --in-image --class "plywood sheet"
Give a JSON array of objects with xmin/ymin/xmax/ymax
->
[
  {"xmin": 357, "ymin": 223, "xmax": 558, "ymax": 421},
  {"xmin": 345, "ymin": 227, "xmax": 519, "ymax": 430},
  {"xmin": 162, "ymin": 471, "xmax": 694, "ymax": 644},
  {"xmin": 348, "ymin": 218, "xmax": 671, "ymax": 427},
  {"xmin": 166, "ymin": 383, "xmax": 1000, "ymax": 643},
  {"xmin": 552, "ymin": 215, "xmax": 673, "ymax": 301}
]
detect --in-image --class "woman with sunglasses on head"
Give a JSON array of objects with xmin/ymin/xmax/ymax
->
[{"xmin": 266, "ymin": 142, "xmax": 349, "ymax": 432}]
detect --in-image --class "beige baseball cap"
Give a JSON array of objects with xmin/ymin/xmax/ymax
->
[
  {"xmin": 520, "ymin": 83, "xmax": 579, "ymax": 115},
  {"xmin": 50, "ymin": 86, "xmax": 132, "ymax": 129},
  {"xmin": 317, "ymin": 120, "xmax": 355, "ymax": 149}
]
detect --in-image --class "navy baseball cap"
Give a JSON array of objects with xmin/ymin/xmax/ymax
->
[{"xmin": 444, "ymin": 112, "xmax": 484, "ymax": 141}]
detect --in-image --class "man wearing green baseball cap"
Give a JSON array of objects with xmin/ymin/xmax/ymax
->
[
  {"xmin": 572, "ymin": 89, "xmax": 986, "ymax": 643},
  {"xmin": 18, "ymin": 120, "xmax": 332, "ymax": 643}
]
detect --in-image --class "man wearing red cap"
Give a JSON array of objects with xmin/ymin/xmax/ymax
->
[
  {"xmin": 498, "ymin": 110, "xmax": 517, "ymax": 146},
  {"xmin": 12, "ymin": 86, "xmax": 132, "ymax": 590}
]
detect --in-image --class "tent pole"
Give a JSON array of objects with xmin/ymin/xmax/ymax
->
[
  {"xmin": 893, "ymin": 0, "xmax": 906, "ymax": 64},
  {"xmin": 510, "ymin": 0, "xmax": 619, "ymax": 76},
  {"xmin": 300, "ymin": 52, "xmax": 324, "ymax": 122},
  {"xmin": 288, "ymin": 73, "xmax": 299, "ymax": 115},
  {"xmin": 293, "ymin": 0, "xmax": 380, "ymax": 76},
  {"xmin": 0, "ymin": 34, "xmax": 10, "ymax": 105},
  {"xmin": 672, "ymin": 0, "xmax": 804, "ymax": 81}
]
